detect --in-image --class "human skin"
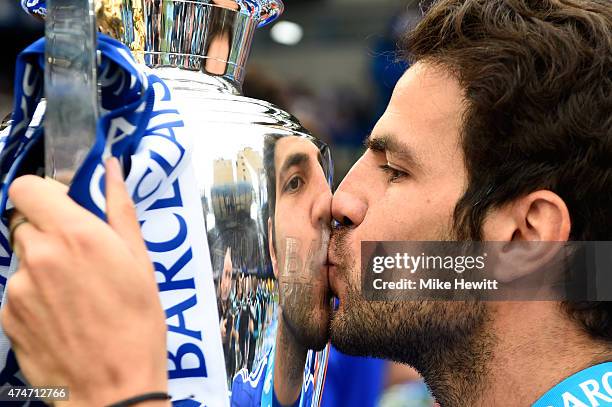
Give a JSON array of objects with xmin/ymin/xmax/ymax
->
[
  {"xmin": 267, "ymin": 136, "xmax": 332, "ymax": 405},
  {"xmin": 326, "ymin": 61, "xmax": 609, "ymax": 407}
]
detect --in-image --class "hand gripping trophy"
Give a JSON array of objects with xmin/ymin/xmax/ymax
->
[{"xmin": 0, "ymin": 0, "xmax": 334, "ymax": 405}]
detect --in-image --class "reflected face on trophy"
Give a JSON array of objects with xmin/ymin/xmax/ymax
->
[{"xmin": 266, "ymin": 135, "xmax": 333, "ymax": 351}]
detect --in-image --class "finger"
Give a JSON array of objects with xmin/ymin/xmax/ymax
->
[
  {"xmin": 0, "ymin": 304, "xmax": 27, "ymax": 351},
  {"xmin": 42, "ymin": 177, "xmax": 69, "ymax": 193},
  {"xmin": 8, "ymin": 175, "xmax": 94, "ymax": 231},
  {"xmin": 104, "ymin": 158, "xmax": 149, "ymax": 265},
  {"xmin": 8, "ymin": 217, "xmax": 43, "ymax": 260},
  {"xmin": 1, "ymin": 272, "xmax": 37, "ymax": 351}
]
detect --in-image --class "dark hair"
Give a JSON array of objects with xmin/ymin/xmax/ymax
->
[
  {"xmin": 263, "ymin": 134, "xmax": 284, "ymax": 251},
  {"xmin": 404, "ymin": 0, "xmax": 612, "ymax": 338}
]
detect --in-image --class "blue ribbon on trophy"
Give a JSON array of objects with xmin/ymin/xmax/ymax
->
[
  {"xmin": 0, "ymin": 32, "xmax": 228, "ymax": 406},
  {"xmin": 20, "ymin": 0, "xmax": 46, "ymax": 18}
]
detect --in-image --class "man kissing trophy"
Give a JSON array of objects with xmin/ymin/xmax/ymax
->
[{"xmin": 0, "ymin": 0, "xmax": 333, "ymax": 405}]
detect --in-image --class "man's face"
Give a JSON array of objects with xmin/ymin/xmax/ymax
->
[
  {"xmin": 328, "ymin": 62, "xmax": 490, "ymax": 365},
  {"xmin": 269, "ymin": 136, "xmax": 332, "ymax": 351}
]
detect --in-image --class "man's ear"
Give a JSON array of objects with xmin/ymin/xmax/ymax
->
[
  {"xmin": 482, "ymin": 190, "xmax": 571, "ymax": 282},
  {"xmin": 268, "ymin": 217, "xmax": 279, "ymax": 279},
  {"xmin": 483, "ymin": 190, "xmax": 571, "ymax": 242}
]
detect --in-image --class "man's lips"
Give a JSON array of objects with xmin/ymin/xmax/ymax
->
[
  {"xmin": 325, "ymin": 246, "xmax": 341, "ymax": 295},
  {"xmin": 326, "ymin": 263, "xmax": 340, "ymax": 299}
]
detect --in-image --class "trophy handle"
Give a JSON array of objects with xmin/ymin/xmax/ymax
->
[
  {"xmin": 44, "ymin": 0, "xmax": 98, "ymax": 184},
  {"xmin": 255, "ymin": 0, "xmax": 285, "ymax": 27}
]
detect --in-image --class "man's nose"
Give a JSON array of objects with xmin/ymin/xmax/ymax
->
[
  {"xmin": 311, "ymin": 184, "xmax": 332, "ymax": 227},
  {"xmin": 331, "ymin": 181, "xmax": 367, "ymax": 228}
]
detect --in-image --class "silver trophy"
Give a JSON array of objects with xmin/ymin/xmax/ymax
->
[
  {"xmin": 45, "ymin": 0, "xmax": 98, "ymax": 184},
  {"xmin": 43, "ymin": 0, "xmax": 333, "ymax": 405}
]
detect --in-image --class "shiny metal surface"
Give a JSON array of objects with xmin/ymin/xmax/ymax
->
[
  {"xmin": 45, "ymin": 0, "xmax": 98, "ymax": 183},
  {"xmin": 100, "ymin": 1, "xmax": 332, "ymax": 404},
  {"xmin": 96, "ymin": 0, "xmax": 283, "ymax": 85},
  {"xmin": 158, "ymin": 69, "xmax": 333, "ymax": 401}
]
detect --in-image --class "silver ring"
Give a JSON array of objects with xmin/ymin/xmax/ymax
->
[{"xmin": 9, "ymin": 217, "xmax": 29, "ymax": 251}]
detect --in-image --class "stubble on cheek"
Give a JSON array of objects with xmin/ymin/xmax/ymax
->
[
  {"xmin": 327, "ymin": 220, "xmax": 496, "ymax": 407},
  {"xmin": 279, "ymin": 238, "xmax": 329, "ymax": 350},
  {"xmin": 278, "ymin": 235, "xmax": 331, "ymax": 327},
  {"xmin": 329, "ymin": 227, "xmax": 359, "ymax": 290},
  {"xmin": 282, "ymin": 237, "xmax": 302, "ymax": 281},
  {"xmin": 281, "ymin": 234, "xmax": 329, "ymax": 282}
]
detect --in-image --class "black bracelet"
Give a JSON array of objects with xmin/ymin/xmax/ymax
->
[{"xmin": 106, "ymin": 392, "xmax": 171, "ymax": 407}]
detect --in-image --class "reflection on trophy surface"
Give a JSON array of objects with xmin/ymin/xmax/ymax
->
[
  {"xmin": 211, "ymin": 133, "xmax": 333, "ymax": 405},
  {"xmin": 262, "ymin": 135, "xmax": 333, "ymax": 404},
  {"xmin": 265, "ymin": 136, "xmax": 332, "ymax": 351},
  {"xmin": 208, "ymin": 145, "xmax": 273, "ymax": 379}
]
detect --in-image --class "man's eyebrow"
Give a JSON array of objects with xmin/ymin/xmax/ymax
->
[
  {"xmin": 364, "ymin": 135, "xmax": 383, "ymax": 152},
  {"xmin": 279, "ymin": 153, "xmax": 310, "ymax": 179},
  {"xmin": 364, "ymin": 134, "xmax": 422, "ymax": 171}
]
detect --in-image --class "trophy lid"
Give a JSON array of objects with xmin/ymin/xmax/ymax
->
[{"xmin": 96, "ymin": 0, "xmax": 284, "ymax": 85}]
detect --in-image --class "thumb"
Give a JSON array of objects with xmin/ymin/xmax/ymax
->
[{"xmin": 105, "ymin": 157, "xmax": 150, "ymax": 266}]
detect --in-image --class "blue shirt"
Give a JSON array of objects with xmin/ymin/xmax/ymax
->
[
  {"xmin": 320, "ymin": 347, "xmax": 385, "ymax": 407},
  {"xmin": 230, "ymin": 342, "xmax": 315, "ymax": 407},
  {"xmin": 533, "ymin": 362, "xmax": 612, "ymax": 407},
  {"xmin": 230, "ymin": 344, "xmax": 385, "ymax": 407}
]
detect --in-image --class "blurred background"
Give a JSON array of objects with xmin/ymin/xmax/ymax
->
[
  {"xmin": 0, "ymin": 1, "xmax": 432, "ymax": 404},
  {"xmin": 0, "ymin": 1, "xmax": 44, "ymax": 121}
]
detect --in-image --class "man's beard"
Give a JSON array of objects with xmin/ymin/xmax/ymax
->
[
  {"xmin": 279, "ymin": 226, "xmax": 331, "ymax": 351},
  {"xmin": 328, "ymin": 226, "xmax": 494, "ymax": 407},
  {"xmin": 281, "ymin": 284, "xmax": 329, "ymax": 351}
]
